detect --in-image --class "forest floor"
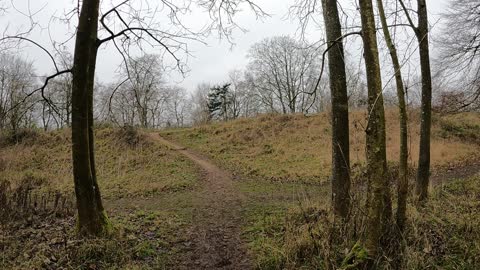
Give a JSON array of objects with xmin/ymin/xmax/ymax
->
[
  {"xmin": 1, "ymin": 110, "xmax": 479, "ymax": 269},
  {"xmin": 150, "ymin": 133, "xmax": 480, "ymax": 269},
  {"xmin": 151, "ymin": 131, "xmax": 480, "ymax": 269}
]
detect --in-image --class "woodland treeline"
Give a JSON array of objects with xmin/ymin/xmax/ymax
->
[
  {"xmin": 0, "ymin": 0, "xmax": 479, "ymax": 268},
  {"xmin": 0, "ymin": 35, "xmax": 367, "ymax": 129},
  {"xmin": 0, "ymin": 1, "xmax": 478, "ymax": 131}
]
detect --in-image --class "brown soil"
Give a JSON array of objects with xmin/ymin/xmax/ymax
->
[
  {"xmin": 151, "ymin": 134, "xmax": 251, "ymax": 270},
  {"xmin": 431, "ymin": 159, "xmax": 480, "ymax": 185}
]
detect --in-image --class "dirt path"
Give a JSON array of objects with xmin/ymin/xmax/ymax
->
[
  {"xmin": 431, "ymin": 160, "xmax": 480, "ymax": 185},
  {"xmin": 150, "ymin": 133, "xmax": 251, "ymax": 270}
]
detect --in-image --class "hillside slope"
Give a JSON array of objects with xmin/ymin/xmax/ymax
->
[
  {"xmin": 0, "ymin": 127, "xmax": 198, "ymax": 199},
  {"xmin": 0, "ymin": 128, "xmax": 201, "ymax": 269},
  {"xmin": 161, "ymin": 109, "xmax": 480, "ymax": 183}
]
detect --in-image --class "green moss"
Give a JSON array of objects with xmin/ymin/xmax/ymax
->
[
  {"xmin": 100, "ymin": 210, "xmax": 115, "ymax": 236},
  {"xmin": 75, "ymin": 210, "xmax": 114, "ymax": 237},
  {"xmin": 341, "ymin": 241, "xmax": 368, "ymax": 269}
]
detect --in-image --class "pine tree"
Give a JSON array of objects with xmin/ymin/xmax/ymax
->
[{"xmin": 207, "ymin": 83, "xmax": 232, "ymax": 121}]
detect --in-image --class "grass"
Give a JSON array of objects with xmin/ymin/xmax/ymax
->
[
  {"xmin": 157, "ymin": 108, "xmax": 479, "ymax": 269},
  {"xmin": 0, "ymin": 127, "xmax": 200, "ymax": 269},
  {"xmin": 161, "ymin": 109, "xmax": 480, "ymax": 184},
  {"xmin": 0, "ymin": 127, "xmax": 199, "ymax": 199},
  {"xmin": 241, "ymin": 174, "xmax": 480, "ymax": 269},
  {"xmin": 1, "ymin": 110, "xmax": 479, "ymax": 269},
  {"xmin": 238, "ymin": 179, "xmax": 331, "ymax": 270},
  {"xmin": 404, "ymin": 176, "xmax": 480, "ymax": 269}
]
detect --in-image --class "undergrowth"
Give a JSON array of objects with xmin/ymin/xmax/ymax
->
[
  {"xmin": 0, "ymin": 126, "xmax": 200, "ymax": 269},
  {"xmin": 0, "ymin": 207, "xmax": 191, "ymax": 269},
  {"xmin": 114, "ymin": 125, "xmax": 146, "ymax": 148},
  {"xmin": 0, "ymin": 128, "xmax": 41, "ymax": 147},
  {"xmin": 243, "ymin": 174, "xmax": 480, "ymax": 269}
]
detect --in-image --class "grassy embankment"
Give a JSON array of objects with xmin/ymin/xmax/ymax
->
[
  {"xmin": 0, "ymin": 127, "xmax": 199, "ymax": 269},
  {"xmin": 161, "ymin": 109, "xmax": 480, "ymax": 269},
  {"xmin": 161, "ymin": 110, "xmax": 480, "ymax": 183}
]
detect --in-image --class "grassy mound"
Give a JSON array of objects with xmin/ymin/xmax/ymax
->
[
  {"xmin": 0, "ymin": 127, "xmax": 199, "ymax": 199},
  {"xmin": 161, "ymin": 109, "xmax": 480, "ymax": 183},
  {"xmin": 0, "ymin": 127, "xmax": 200, "ymax": 269}
]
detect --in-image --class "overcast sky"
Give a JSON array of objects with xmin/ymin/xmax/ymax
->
[{"xmin": 1, "ymin": 0, "xmax": 446, "ymax": 92}]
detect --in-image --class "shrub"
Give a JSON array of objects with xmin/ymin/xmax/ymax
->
[
  {"xmin": 114, "ymin": 125, "xmax": 146, "ymax": 148},
  {"xmin": 0, "ymin": 173, "xmax": 73, "ymax": 225},
  {"xmin": 0, "ymin": 128, "xmax": 39, "ymax": 146}
]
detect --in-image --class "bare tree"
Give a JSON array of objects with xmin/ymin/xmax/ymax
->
[
  {"xmin": 0, "ymin": 53, "xmax": 37, "ymax": 132},
  {"xmin": 228, "ymin": 70, "xmax": 246, "ymax": 119},
  {"xmin": 435, "ymin": 0, "xmax": 480, "ymax": 112},
  {"xmin": 69, "ymin": 0, "xmax": 110, "ymax": 236},
  {"xmin": 359, "ymin": 0, "xmax": 392, "ymax": 264},
  {"xmin": 166, "ymin": 86, "xmax": 189, "ymax": 127},
  {"xmin": 118, "ymin": 54, "xmax": 166, "ymax": 128},
  {"xmin": 190, "ymin": 83, "xmax": 213, "ymax": 125},
  {"xmin": 101, "ymin": 81, "xmax": 137, "ymax": 127},
  {"xmin": 376, "ymin": 0, "xmax": 409, "ymax": 231},
  {"xmin": 231, "ymin": 70, "xmax": 264, "ymax": 117},
  {"xmin": 246, "ymin": 36, "xmax": 321, "ymax": 114},
  {"xmin": 44, "ymin": 54, "xmax": 74, "ymax": 128},
  {"xmin": 399, "ymin": 0, "xmax": 433, "ymax": 202},
  {"xmin": 321, "ymin": 0, "xmax": 351, "ymax": 220}
]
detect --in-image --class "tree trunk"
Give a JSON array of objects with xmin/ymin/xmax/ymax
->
[
  {"xmin": 415, "ymin": 0, "xmax": 432, "ymax": 202},
  {"xmin": 321, "ymin": 0, "xmax": 351, "ymax": 220},
  {"xmin": 376, "ymin": 0, "xmax": 409, "ymax": 231},
  {"xmin": 359, "ymin": 0, "xmax": 392, "ymax": 262},
  {"xmin": 88, "ymin": 42, "xmax": 106, "ymax": 225},
  {"xmin": 71, "ymin": 0, "xmax": 110, "ymax": 236}
]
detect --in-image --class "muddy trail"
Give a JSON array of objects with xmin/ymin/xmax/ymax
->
[
  {"xmin": 107, "ymin": 134, "xmax": 480, "ymax": 269},
  {"xmin": 150, "ymin": 134, "xmax": 251, "ymax": 270},
  {"xmin": 431, "ymin": 160, "xmax": 480, "ymax": 185}
]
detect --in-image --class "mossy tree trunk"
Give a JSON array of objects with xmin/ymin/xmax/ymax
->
[
  {"xmin": 359, "ymin": 0, "xmax": 392, "ymax": 262},
  {"xmin": 71, "ymin": 0, "xmax": 110, "ymax": 236},
  {"xmin": 376, "ymin": 0, "xmax": 409, "ymax": 230},
  {"xmin": 399, "ymin": 0, "xmax": 433, "ymax": 202},
  {"xmin": 321, "ymin": 0, "xmax": 351, "ymax": 220},
  {"xmin": 415, "ymin": 0, "xmax": 432, "ymax": 203}
]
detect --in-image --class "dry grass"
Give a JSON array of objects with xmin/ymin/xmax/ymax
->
[
  {"xmin": 0, "ymin": 127, "xmax": 200, "ymax": 269},
  {"xmin": 0, "ymin": 127, "xmax": 199, "ymax": 199},
  {"xmin": 160, "ymin": 109, "xmax": 480, "ymax": 268},
  {"xmin": 242, "ymin": 173, "xmax": 480, "ymax": 269},
  {"xmin": 161, "ymin": 108, "xmax": 480, "ymax": 183},
  {"xmin": 0, "ymin": 206, "xmax": 193, "ymax": 269}
]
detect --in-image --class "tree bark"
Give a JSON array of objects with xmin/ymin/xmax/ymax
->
[
  {"xmin": 376, "ymin": 0, "xmax": 409, "ymax": 230},
  {"xmin": 321, "ymin": 0, "xmax": 351, "ymax": 220},
  {"xmin": 359, "ymin": 0, "xmax": 392, "ymax": 262},
  {"xmin": 415, "ymin": 0, "xmax": 432, "ymax": 202},
  {"xmin": 71, "ymin": 0, "xmax": 110, "ymax": 236}
]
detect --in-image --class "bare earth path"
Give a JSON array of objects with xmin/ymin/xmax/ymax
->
[{"xmin": 150, "ymin": 133, "xmax": 251, "ymax": 270}]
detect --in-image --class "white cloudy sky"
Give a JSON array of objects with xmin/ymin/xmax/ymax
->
[{"xmin": 1, "ymin": 0, "xmax": 446, "ymax": 91}]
